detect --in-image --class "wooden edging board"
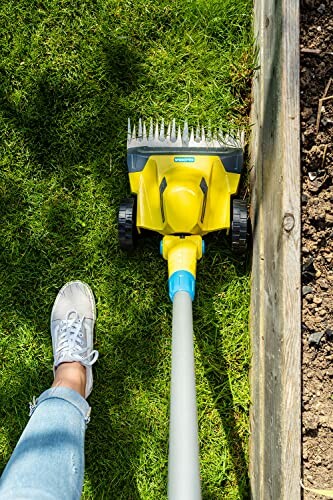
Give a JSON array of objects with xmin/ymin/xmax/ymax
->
[{"xmin": 249, "ymin": 0, "xmax": 301, "ymax": 498}]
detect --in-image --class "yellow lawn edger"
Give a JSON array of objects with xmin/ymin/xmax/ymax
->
[{"xmin": 118, "ymin": 119, "xmax": 248, "ymax": 500}]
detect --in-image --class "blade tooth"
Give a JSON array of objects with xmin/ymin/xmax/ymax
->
[
  {"xmin": 230, "ymin": 134, "xmax": 237, "ymax": 147},
  {"xmin": 220, "ymin": 132, "xmax": 227, "ymax": 147},
  {"xmin": 138, "ymin": 118, "xmax": 143, "ymax": 139},
  {"xmin": 207, "ymin": 120, "xmax": 212, "ymax": 141},
  {"xmin": 234, "ymin": 130, "xmax": 243, "ymax": 148},
  {"xmin": 190, "ymin": 127, "xmax": 194, "ymax": 142},
  {"xmin": 188, "ymin": 127, "xmax": 196, "ymax": 147},
  {"xmin": 171, "ymin": 119, "xmax": 176, "ymax": 142},
  {"xmin": 182, "ymin": 120, "xmax": 189, "ymax": 145},
  {"xmin": 240, "ymin": 130, "xmax": 245, "ymax": 148},
  {"xmin": 148, "ymin": 119, "xmax": 154, "ymax": 141},
  {"xmin": 131, "ymin": 124, "xmax": 136, "ymax": 140},
  {"xmin": 176, "ymin": 126, "xmax": 182, "ymax": 146},
  {"xmin": 166, "ymin": 122, "xmax": 171, "ymax": 141},
  {"xmin": 127, "ymin": 118, "xmax": 131, "ymax": 142},
  {"xmin": 195, "ymin": 124, "xmax": 201, "ymax": 142},
  {"xmin": 154, "ymin": 121, "xmax": 159, "ymax": 141},
  {"xmin": 213, "ymin": 128, "xmax": 221, "ymax": 148},
  {"xmin": 159, "ymin": 119, "xmax": 165, "ymax": 141},
  {"xmin": 201, "ymin": 126, "xmax": 206, "ymax": 142},
  {"xmin": 138, "ymin": 122, "xmax": 147, "ymax": 147}
]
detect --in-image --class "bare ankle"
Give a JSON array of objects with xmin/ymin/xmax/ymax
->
[{"xmin": 52, "ymin": 362, "xmax": 86, "ymax": 398}]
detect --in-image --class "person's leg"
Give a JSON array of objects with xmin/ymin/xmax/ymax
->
[
  {"xmin": 0, "ymin": 385, "xmax": 90, "ymax": 500},
  {"xmin": 0, "ymin": 281, "xmax": 99, "ymax": 500}
]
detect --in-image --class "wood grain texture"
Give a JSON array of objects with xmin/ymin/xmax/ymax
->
[{"xmin": 249, "ymin": 0, "xmax": 301, "ymax": 498}]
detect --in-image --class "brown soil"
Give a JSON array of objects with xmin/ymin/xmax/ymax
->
[{"xmin": 301, "ymin": 0, "xmax": 333, "ymax": 497}]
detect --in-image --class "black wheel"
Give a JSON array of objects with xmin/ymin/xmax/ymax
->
[
  {"xmin": 231, "ymin": 199, "xmax": 248, "ymax": 254},
  {"xmin": 118, "ymin": 197, "xmax": 137, "ymax": 250}
]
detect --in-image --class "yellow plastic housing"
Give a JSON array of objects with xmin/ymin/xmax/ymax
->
[
  {"xmin": 129, "ymin": 154, "xmax": 240, "ymax": 236},
  {"xmin": 162, "ymin": 235, "xmax": 203, "ymax": 278}
]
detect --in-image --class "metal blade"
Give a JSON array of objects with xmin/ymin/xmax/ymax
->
[{"xmin": 127, "ymin": 118, "xmax": 245, "ymax": 150}]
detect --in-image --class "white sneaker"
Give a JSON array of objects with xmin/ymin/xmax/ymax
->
[{"xmin": 50, "ymin": 281, "xmax": 99, "ymax": 398}]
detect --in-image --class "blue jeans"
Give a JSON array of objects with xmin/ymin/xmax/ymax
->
[{"xmin": 0, "ymin": 387, "xmax": 91, "ymax": 500}]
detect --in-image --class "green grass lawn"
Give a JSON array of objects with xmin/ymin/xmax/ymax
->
[{"xmin": 0, "ymin": 0, "xmax": 253, "ymax": 498}]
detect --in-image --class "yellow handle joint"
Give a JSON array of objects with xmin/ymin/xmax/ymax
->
[{"xmin": 161, "ymin": 235, "xmax": 203, "ymax": 279}]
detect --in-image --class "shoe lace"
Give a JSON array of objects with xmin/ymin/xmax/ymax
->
[{"xmin": 55, "ymin": 310, "xmax": 98, "ymax": 365}]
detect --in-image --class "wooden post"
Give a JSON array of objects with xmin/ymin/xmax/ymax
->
[{"xmin": 249, "ymin": 0, "xmax": 301, "ymax": 497}]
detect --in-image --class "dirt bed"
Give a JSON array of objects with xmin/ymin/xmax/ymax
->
[{"xmin": 301, "ymin": 0, "xmax": 333, "ymax": 496}]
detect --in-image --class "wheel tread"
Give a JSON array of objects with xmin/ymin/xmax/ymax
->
[{"xmin": 231, "ymin": 199, "xmax": 248, "ymax": 254}]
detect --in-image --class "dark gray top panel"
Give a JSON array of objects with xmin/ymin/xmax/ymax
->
[{"xmin": 127, "ymin": 146, "xmax": 243, "ymax": 174}]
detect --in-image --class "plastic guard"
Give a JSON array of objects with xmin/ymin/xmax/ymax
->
[{"xmin": 168, "ymin": 270, "xmax": 196, "ymax": 302}]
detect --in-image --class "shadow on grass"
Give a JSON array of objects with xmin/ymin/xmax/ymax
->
[
  {"xmin": 0, "ymin": 37, "xmax": 161, "ymax": 499},
  {"xmin": 0, "ymin": 40, "xmax": 142, "ymax": 184},
  {"xmin": 195, "ymin": 236, "xmax": 251, "ymax": 499}
]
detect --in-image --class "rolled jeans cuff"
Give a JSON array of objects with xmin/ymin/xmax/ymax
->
[{"xmin": 30, "ymin": 387, "xmax": 91, "ymax": 424}]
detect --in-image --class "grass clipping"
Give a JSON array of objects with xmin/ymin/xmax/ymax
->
[{"xmin": 0, "ymin": 0, "xmax": 254, "ymax": 498}]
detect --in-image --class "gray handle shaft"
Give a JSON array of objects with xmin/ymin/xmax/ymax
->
[{"xmin": 168, "ymin": 291, "xmax": 201, "ymax": 500}]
